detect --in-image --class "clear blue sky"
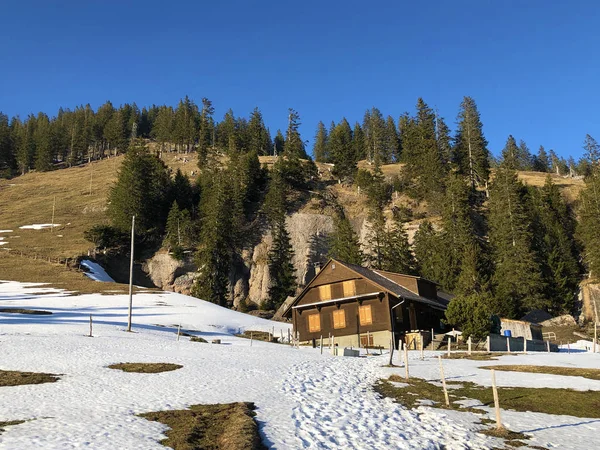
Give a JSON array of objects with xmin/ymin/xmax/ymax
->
[{"xmin": 1, "ymin": 1, "xmax": 598, "ymax": 159}]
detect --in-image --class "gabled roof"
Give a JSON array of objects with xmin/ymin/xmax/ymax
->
[{"xmin": 284, "ymin": 259, "xmax": 448, "ymax": 316}]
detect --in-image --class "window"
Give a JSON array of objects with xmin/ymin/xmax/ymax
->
[
  {"xmin": 359, "ymin": 304, "xmax": 373, "ymax": 325},
  {"xmin": 342, "ymin": 280, "xmax": 356, "ymax": 297},
  {"xmin": 332, "ymin": 309, "xmax": 346, "ymax": 329},
  {"xmin": 318, "ymin": 284, "xmax": 332, "ymax": 301},
  {"xmin": 308, "ymin": 314, "xmax": 321, "ymax": 333}
]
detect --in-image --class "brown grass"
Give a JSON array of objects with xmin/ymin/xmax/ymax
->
[
  {"xmin": 190, "ymin": 336, "xmax": 208, "ymax": 343},
  {"xmin": 0, "ymin": 253, "xmax": 130, "ymax": 295},
  {"xmin": 516, "ymin": 171, "xmax": 584, "ymax": 203},
  {"xmin": 108, "ymin": 363, "xmax": 183, "ymax": 373},
  {"xmin": 0, "ymin": 420, "xmax": 26, "ymax": 435},
  {"xmin": 0, "ymin": 308, "xmax": 52, "ymax": 315},
  {"xmin": 376, "ymin": 375, "xmax": 600, "ymax": 419},
  {"xmin": 139, "ymin": 402, "xmax": 266, "ymax": 450},
  {"xmin": 235, "ymin": 330, "xmax": 279, "ymax": 343},
  {"xmin": 442, "ymin": 352, "xmax": 512, "ymax": 361},
  {"xmin": 479, "ymin": 365, "xmax": 600, "ymax": 381},
  {"xmin": 0, "ymin": 370, "xmax": 60, "ymax": 387}
]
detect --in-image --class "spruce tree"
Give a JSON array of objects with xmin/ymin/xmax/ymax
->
[
  {"xmin": 164, "ymin": 200, "xmax": 193, "ymax": 258},
  {"xmin": 578, "ymin": 136, "xmax": 600, "ymax": 280},
  {"xmin": 273, "ymin": 130, "xmax": 285, "ymax": 156},
  {"xmin": 413, "ymin": 221, "xmax": 444, "ymax": 283},
  {"xmin": 247, "ymin": 107, "xmax": 271, "ymax": 156},
  {"xmin": 352, "ymin": 122, "xmax": 366, "ymax": 161},
  {"xmin": 384, "ymin": 115, "xmax": 399, "ymax": 163},
  {"xmin": 500, "ymin": 135, "xmax": 520, "ymax": 170},
  {"xmin": 313, "ymin": 121, "xmax": 328, "ymax": 162},
  {"xmin": 34, "ymin": 112, "xmax": 53, "ymax": 171},
  {"xmin": 0, "ymin": 113, "xmax": 16, "ymax": 178},
  {"xmin": 263, "ymin": 169, "xmax": 296, "ymax": 309},
  {"xmin": 107, "ymin": 139, "xmax": 172, "ymax": 236},
  {"xmin": 381, "ymin": 213, "xmax": 416, "ymax": 274},
  {"xmin": 329, "ymin": 118, "xmax": 356, "ymax": 180},
  {"xmin": 192, "ymin": 170, "xmax": 234, "ymax": 305},
  {"xmin": 284, "ymin": 109, "xmax": 307, "ymax": 158},
  {"xmin": 488, "ymin": 165, "xmax": 546, "ymax": 317},
  {"xmin": 532, "ymin": 145, "xmax": 550, "ymax": 172},
  {"xmin": 453, "ymin": 97, "xmax": 490, "ymax": 189},
  {"xmin": 328, "ymin": 209, "xmax": 363, "ymax": 265}
]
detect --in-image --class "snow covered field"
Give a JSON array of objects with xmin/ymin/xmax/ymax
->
[{"xmin": 1, "ymin": 280, "xmax": 599, "ymax": 449}]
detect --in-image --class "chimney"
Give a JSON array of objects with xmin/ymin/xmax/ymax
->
[{"xmin": 315, "ymin": 262, "xmax": 322, "ymax": 275}]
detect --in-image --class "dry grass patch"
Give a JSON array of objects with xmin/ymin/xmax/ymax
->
[
  {"xmin": 0, "ymin": 308, "xmax": 52, "ymax": 315},
  {"xmin": 235, "ymin": 330, "xmax": 279, "ymax": 343},
  {"xmin": 190, "ymin": 336, "xmax": 208, "ymax": 343},
  {"xmin": 480, "ymin": 365, "xmax": 600, "ymax": 381},
  {"xmin": 0, "ymin": 420, "xmax": 26, "ymax": 435},
  {"xmin": 442, "ymin": 352, "xmax": 509, "ymax": 361},
  {"xmin": 0, "ymin": 253, "xmax": 130, "ymax": 295},
  {"xmin": 108, "ymin": 363, "xmax": 182, "ymax": 373},
  {"xmin": 0, "ymin": 370, "xmax": 60, "ymax": 387},
  {"xmin": 140, "ymin": 402, "xmax": 265, "ymax": 450},
  {"xmin": 376, "ymin": 375, "xmax": 600, "ymax": 419}
]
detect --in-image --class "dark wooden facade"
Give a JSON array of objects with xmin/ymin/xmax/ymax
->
[{"xmin": 284, "ymin": 259, "xmax": 448, "ymax": 348}]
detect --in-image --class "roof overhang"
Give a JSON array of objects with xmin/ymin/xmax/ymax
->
[{"xmin": 292, "ymin": 292, "xmax": 385, "ymax": 312}]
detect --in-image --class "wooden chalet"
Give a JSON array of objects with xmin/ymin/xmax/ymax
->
[{"xmin": 283, "ymin": 259, "xmax": 449, "ymax": 349}]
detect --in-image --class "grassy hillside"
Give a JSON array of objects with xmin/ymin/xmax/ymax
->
[{"xmin": 0, "ymin": 152, "xmax": 586, "ymax": 286}]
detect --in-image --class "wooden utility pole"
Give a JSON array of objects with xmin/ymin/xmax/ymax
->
[
  {"xmin": 127, "ymin": 216, "xmax": 135, "ymax": 332},
  {"xmin": 89, "ymin": 314, "xmax": 93, "ymax": 337},
  {"xmin": 51, "ymin": 196, "xmax": 56, "ymax": 232}
]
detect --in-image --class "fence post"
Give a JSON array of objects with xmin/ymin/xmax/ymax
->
[
  {"xmin": 447, "ymin": 337, "xmax": 452, "ymax": 357},
  {"xmin": 288, "ymin": 329, "xmax": 291, "ymax": 345},
  {"xmin": 523, "ymin": 338, "xmax": 527, "ymax": 354},
  {"xmin": 404, "ymin": 343, "xmax": 409, "ymax": 380},
  {"xmin": 491, "ymin": 369, "xmax": 503, "ymax": 430},
  {"xmin": 594, "ymin": 323, "xmax": 597, "ymax": 354},
  {"xmin": 320, "ymin": 335, "xmax": 323, "ymax": 355},
  {"xmin": 546, "ymin": 340, "xmax": 550, "ymax": 352},
  {"xmin": 177, "ymin": 324, "xmax": 181, "ymax": 341},
  {"xmin": 506, "ymin": 337, "xmax": 511, "ymax": 353},
  {"xmin": 420, "ymin": 334, "xmax": 424, "ymax": 360},
  {"xmin": 89, "ymin": 314, "xmax": 93, "ymax": 337},
  {"xmin": 486, "ymin": 335, "xmax": 491, "ymax": 352},
  {"xmin": 331, "ymin": 335, "xmax": 335, "ymax": 355},
  {"xmin": 250, "ymin": 332, "xmax": 253, "ymax": 347},
  {"xmin": 389, "ymin": 338, "xmax": 394, "ymax": 366},
  {"xmin": 468, "ymin": 336, "xmax": 472, "ymax": 355},
  {"xmin": 438, "ymin": 355, "xmax": 450, "ymax": 407}
]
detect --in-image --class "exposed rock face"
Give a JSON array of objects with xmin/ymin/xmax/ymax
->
[{"xmin": 144, "ymin": 212, "xmax": 335, "ymax": 307}]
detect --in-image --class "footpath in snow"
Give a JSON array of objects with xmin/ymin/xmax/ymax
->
[{"xmin": 1, "ymin": 280, "xmax": 599, "ymax": 449}]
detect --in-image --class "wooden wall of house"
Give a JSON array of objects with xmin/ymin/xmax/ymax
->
[{"xmin": 295, "ymin": 295, "xmax": 391, "ymax": 342}]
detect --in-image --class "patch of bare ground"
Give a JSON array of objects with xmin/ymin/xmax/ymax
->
[
  {"xmin": 139, "ymin": 402, "xmax": 266, "ymax": 450},
  {"xmin": 479, "ymin": 365, "xmax": 600, "ymax": 381},
  {"xmin": 0, "ymin": 370, "xmax": 60, "ymax": 387},
  {"xmin": 108, "ymin": 363, "xmax": 182, "ymax": 373},
  {"xmin": 0, "ymin": 308, "xmax": 52, "ymax": 315},
  {"xmin": 376, "ymin": 375, "xmax": 600, "ymax": 419},
  {"xmin": 0, "ymin": 420, "xmax": 26, "ymax": 435},
  {"xmin": 442, "ymin": 352, "xmax": 516, "ymax": 361}
]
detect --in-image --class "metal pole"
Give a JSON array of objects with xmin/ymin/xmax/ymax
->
[{"xmin": 127, "ymin": 215, "xmax": 135, "ymax": 332}]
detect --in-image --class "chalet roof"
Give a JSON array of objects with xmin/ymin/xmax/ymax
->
[{"xmin": 284, "ymin": 259, "xmax": 448, "ymax": 317}]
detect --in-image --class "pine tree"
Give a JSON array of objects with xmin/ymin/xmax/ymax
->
[
  {"xmin": 328, "ymin": 209, "xmax": 363, "ymax": 264},
  {"xmin": 435, "ymin": 115, "xmax": 452, "ymax": 169},
  {"xmin": 384, "ymin": 115, "xmax": 399, "ymax": 162},
  {"xmin": 152, "ymin": 106, "xmax": 174, "ymax": 153},
  {"xmin": 532, "ymin": 145, "xmax": 550, "ymax": 172},
  {"xmin": 500, "ymin": 135, "xmax": 519, "ymax": 170},
  {"xmin": 164, "ymin": 200, "xmax": 193, "ymax": 257},
  {"xmin": 192, "ymin": 171, "xmax": 235, "ymax": 305},
  {"xmin": 488, "ymin": 166, "xmax": 546, "ymax": 317},
  {"xmin": 247, "ymin": 107, "xmax": 271, "ymax": 156},
  {"xmin": 313, "ymin": 121, "xmax": 328, "ymax": 162},
  {"xmin": 172, "ymin": 168, "xmax": 194, "ymax": 212},
  {"xmin": 263, "ymin": 169, "xmax": 296, "ymax": 309},
  {"xmin": 104, "ymin": 109, "xmax": 127, "ymax": 154},
  {"xmin": 381, "ymin": 213, "xmax": 416, "ymax": 274},
  {"xmin": 329, "ymin": 118, "xmax": 355, "ymax": 180},
  {"xmin": 34, "ymin": 112, "xmax": 53, "ymax": 171},
  {"xmin": 530, "ymin": 176, "xmax": 581, "ymax": 313},
  {"xmin": 284, "ymin": 109, "xmax": 307, "ymax": 158},
  {"xmin": 273, "ymin": 130, "xmax": 285, "ymax": 156},
  {"xmin": 0, "ymin": 113, "xmax": 16, "ymax": 178},
  {"xmin": 453, "ymin": 97, "xmax": 490, "ymax": 189},
  {"xmin": 362, "ymin": 108, "xmax": 386, "ymax": 164},
  {"xmin": 352, "ymin": 122, "xmax": 365, "ymax": 161},
  {"xmin": 107, "ymin": 139, "xmax": 172, "ymax": 236},
  {"xmin": 578, "ymin": 135, "xmax": 600, "ymax": 280},
  {"xmin": 366, "ymin": 208, "xmax": 387, "ymax": 269},
  {"xmin": 413, "ymin": 221, "xmax": 444, "ymax": 283}
]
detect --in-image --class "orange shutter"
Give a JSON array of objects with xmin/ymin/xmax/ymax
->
[
  {"xmin": 359, "ymin": 305, "xmax": 373, "ymax": 325},
  {"xmin": 342, "ymin": 280, "xmax": 356, "ymax": 297},
  {"xmin": 308, "ymin": 314, "xmax": 321, "ymax": 333},
  {"xmin": 333, "ymin": 309, "xmax": 346, "ymax": 329},
  {"xmin": 318, "ymin": 284, "xmax": 332, "ymax": 301}
]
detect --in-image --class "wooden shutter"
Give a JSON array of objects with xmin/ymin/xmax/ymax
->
[
  {"xmin": 342, "ymin": 280, "xmax": 356, "ymax": 297},
  {"xmin": 359, "ymin": 305, "xmax": 373, "ymax": 325},
  {"xmin": 308, "ymin": 314, "xmax": 321, "ymax": 333},
  {"xmin": 318, "ymin": 284, "xmax": 332, "ymax": 301},
  {"xmin": 332, "ymin": 309, "xmax": 346, "ymax": 329}
]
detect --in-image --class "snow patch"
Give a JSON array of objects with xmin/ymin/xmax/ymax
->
[
  {"xmin": 19, "ymin": 224, "xmax": 60, "ymax": 230},
  {"xmin": 0, "ymin": 230, "xmax": 12, "ymax": 233},
  {"xmin": 80, "ymin": 260, "xmax": 116, "ymax": 283}
]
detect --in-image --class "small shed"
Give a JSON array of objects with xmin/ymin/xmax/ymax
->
[{"xmin": 500, "ymin": 318, "xmax": 543, "ymax": 341}]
